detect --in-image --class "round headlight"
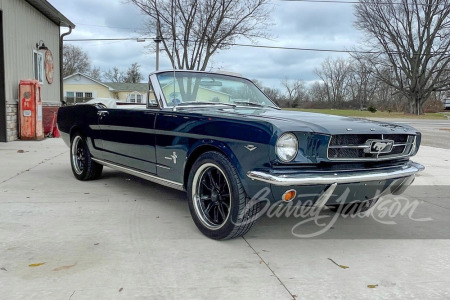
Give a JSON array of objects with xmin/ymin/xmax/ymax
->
[{"xmin": 276, "ymin": 133, "xmax": 298, "ymax": 162}]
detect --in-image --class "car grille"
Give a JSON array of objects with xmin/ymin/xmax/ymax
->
[{"xmin": 328, "ymin": 134, "xmax": 416, "ymax": 160}]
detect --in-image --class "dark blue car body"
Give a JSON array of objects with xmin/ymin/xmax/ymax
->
[{"xmin": 57, "ymin": 70, "xmax": 424, "ymax": 239}]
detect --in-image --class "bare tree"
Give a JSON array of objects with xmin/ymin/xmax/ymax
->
[
  {"xmin": 104, "ymin": 67, "xmax": 126, "ymax": 83},
  {"xmin": 125, "ymin": 63, "xmax": 144, "ymax": 83},
  {"xmin": 308, "ymin": 82, "xmax": 328, "ymax": 103},
  {"xmin": 354, "ymin": 0, "xmax": 450, "ymax": 114},
  {"xmin": 130, "ymin": 0, "xmax": 271, "ymax": 70},
  {"xmin": 63, "ymin": 45, "xmax": 91, "ymax": 77},
  {"xmin": 280, "ymin": 78, "xmax": 308, "ymax": 108},
  {"xmin": 251, "ymin": 79, "xmax": 282, "ymax": 106},
  {"xmin": 262, "ymin": 87, "xmax": 282, "ymax": 106},
  {"xmin": 315, "ymin": 57, "xmax": 352, "ymax": 108},
  {"xmin": 348, "ymin": 60, "xmax": 378, "ymax": 110},
  {"xmin": 89, "ymin": 66, "xmax": 102, "ymax": 81}
]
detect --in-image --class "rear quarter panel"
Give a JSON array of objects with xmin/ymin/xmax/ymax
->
[{"xmin": 56, "ymin": 105, "xmax": 103, "ymax": 158}]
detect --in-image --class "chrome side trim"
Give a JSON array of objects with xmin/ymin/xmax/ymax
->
[
  {"xmin": 172, "ymin": 103, "xmax": 237, "ymax": 111},
  {"xmin": 156, "ymin": 164, "xmax": 171, "ymax": 170},
  {"xmin": 247, "ymin": 161, "xmax": 425, "ymax": 186},
  {"xmin": 92, "ymin": 158, "xmax": 184, "ymax": 191}
]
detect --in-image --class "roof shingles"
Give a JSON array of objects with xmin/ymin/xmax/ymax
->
[{"xmin": 104, "ymin": 82, "xmax": 148, "ymax": 92}]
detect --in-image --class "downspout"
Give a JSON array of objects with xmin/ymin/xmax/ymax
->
[{"xmin": 59, "ymin": 26, "xmax": 72, "ymax": 106}]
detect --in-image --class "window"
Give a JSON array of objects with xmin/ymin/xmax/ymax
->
[
  {"xmin": 66, "ymin": 92, "xmax": 75, "ymax": 105},
  {"xmin": 66, "ymin": 92, "xmax": 94, "ymax": 104},
  {"xmin": 33, "ymin": 51, "xmax": 44, "ymax": 84},
  {"xmin": 127, "ymin": 92, "xmax": 145, "ymax": 103}
]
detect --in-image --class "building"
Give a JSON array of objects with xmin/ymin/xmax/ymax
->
[
  {"xmin": 63, "ymin": 73, "xmax": 148, "ymax": 104},
  {"xmin": 105, "ymin": 82, "xmax": 148, "ymax": 103},
  {"xmin": 0, "ymin": 0, "xmax": 74, "ymax": 142}
]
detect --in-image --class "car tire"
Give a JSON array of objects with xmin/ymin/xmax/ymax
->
[
  {"xmin": 327, "ymin": 198, "xmax": 378, "ymax": 215},
  {"xmin": 187, "ymin": 151, "xmax": 260, "ymax": 240},
  {"xmin": 70, "ymin": 132, "xmax": 103, "ymax": 181}
]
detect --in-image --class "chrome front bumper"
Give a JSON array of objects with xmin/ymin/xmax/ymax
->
[{"xmin": 247, "ymin": 161, "xmax": 425, "ymax": 186}]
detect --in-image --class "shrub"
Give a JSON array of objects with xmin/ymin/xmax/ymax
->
[
  {"xmin": 423, "ymin": 98, "xmax": 444, "ymax": 113},
  {"xmin": 368, "ymin": 105, "xmax": 377, "ymax": 113}
]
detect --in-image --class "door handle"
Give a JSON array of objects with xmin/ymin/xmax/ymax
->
[{"xmin": 97, "ymin": 111, "xmax": 109, "ymax": 118}]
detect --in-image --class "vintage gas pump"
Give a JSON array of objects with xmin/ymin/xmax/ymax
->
[{"xmin": 18, "ymin": 80, "xmax": 44, "ymax": 140}]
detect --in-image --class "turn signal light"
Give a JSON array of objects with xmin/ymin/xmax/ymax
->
[{"xmin": 282, "ymin": 189, "xmax": 297, "ymax": 202}]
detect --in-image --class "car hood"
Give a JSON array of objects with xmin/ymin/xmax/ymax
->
[{"xmin": 182, "ymin": 107, "xmax": 419, "ymax": 135}]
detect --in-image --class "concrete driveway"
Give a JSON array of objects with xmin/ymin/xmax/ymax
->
[{"xmin": 1, "ymin": 138, "xmax": 449, "ymax": 299}]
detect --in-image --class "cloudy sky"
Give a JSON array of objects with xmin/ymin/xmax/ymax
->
[{"xmin": 48, "ymin": 0, "xmax": 363, "ymax": 87}]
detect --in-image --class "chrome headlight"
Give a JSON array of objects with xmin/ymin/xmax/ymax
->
[{"xmin": 276, "ymin": 133, "xmax": 298, "ymax": 162}]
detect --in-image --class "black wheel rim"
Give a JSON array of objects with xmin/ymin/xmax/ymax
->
[
  {"xmin": 193, "ymin": 164, "xmax": 231, "ymax": 230},
  {"xmin": 71, "ymin": 136, "xmax": 85, "ymax": 175}
]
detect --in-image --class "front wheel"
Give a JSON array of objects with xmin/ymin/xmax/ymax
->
[
  {"xmin": 187, "ymin": 152, "xmax": 260, "ymax": 240},
  {"xmin": 70, "ymin": 133, "xmax": 103, "ymax": 181}
]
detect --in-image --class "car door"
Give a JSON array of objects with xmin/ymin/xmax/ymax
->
[{"xmin": 97, "ymin": 106, "xmax": 158, "ymax": 174}]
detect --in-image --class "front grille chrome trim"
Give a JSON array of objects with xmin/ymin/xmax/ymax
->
[{"xmin": 327, "ymin": 134, "xmax": 417, "ymax": 161}]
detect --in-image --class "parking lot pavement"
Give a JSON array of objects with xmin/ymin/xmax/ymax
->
[{"xmin": 1, "ymin": 138, "xmax": 449, "ymax": 299}]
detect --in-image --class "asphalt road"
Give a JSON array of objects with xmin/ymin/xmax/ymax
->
[
  {"xmin": 0, "ymin": 139, "xmax": 449, "ymax": 299},
  {"xmin": 371, "ymin": 118, "xmax": 450, "ymax": 149}
]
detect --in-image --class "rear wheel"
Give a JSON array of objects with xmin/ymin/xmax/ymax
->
[
  {"xmin": 70, "ymin": 133, "xmax": 103, "ymax": 181},
  {"xmin": 187, "ymin": 151, "xmax": 260, "ymax": 240}
]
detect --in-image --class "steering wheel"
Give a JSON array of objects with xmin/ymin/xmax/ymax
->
[
  {"xmin": 95, "ymin": 103, "xmax": 107, "ymax": 109},
  {"xmin": 171, "ymin": 98, "xmax": 182, "ymax": 106}
]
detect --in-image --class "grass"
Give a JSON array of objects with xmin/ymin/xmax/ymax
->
[{"xmin": 284, "ymin": 108, "xmax": 449, "ymax": 119}]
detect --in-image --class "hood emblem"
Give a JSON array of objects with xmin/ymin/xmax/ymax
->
[{"xmin": 245, "ymin": 145, "xmax": 257, "ymax": 151}]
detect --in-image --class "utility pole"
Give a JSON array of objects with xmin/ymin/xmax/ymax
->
[{"xmin": 154, "ymin": 21, "xmax": 162, "ymax": 71}]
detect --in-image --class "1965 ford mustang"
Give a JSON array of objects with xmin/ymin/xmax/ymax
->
[{"xmin": 57, "ymin": 70, "xmax": 424, "ymax": 239}]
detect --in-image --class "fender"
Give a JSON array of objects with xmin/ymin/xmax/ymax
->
[{"xmin": 185, "ymin": 138, "xmax": 271, "ymax": 198}]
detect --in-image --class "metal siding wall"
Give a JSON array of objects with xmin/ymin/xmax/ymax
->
[
  {"xmin": 2, "ymin": 0, "xmax": 60, "ymax": 106},
  {"xmin": 0, "ymin": 9, "xmax": 7, "ymax": 142}
]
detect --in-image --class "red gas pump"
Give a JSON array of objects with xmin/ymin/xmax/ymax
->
[{"xmin": 18, "ymin": 80, "xmax": 44, "ymax": 140}]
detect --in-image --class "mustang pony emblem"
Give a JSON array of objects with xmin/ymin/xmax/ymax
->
[
  {"xmin": 365, "ymin": 139, "xmax": 394, "ymax": 155},
  {"xmin": 372, "ymin": 142, "xmax": 389, "ymax": 152}
]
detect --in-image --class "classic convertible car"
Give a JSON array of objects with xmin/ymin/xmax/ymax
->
[{"xmin": 57, "ymin": 70, "xmax": 424, "ymax": 239}]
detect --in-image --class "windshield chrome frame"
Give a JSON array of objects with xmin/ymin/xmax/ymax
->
[
  {"xmin": 149, "ymin": 70, "xmax": 280, "ymax": 110},
  {"xmin": 148, "ymin": 73, "xmax": 166, "ymax": 108}
]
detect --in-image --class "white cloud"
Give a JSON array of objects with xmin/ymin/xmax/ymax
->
[{"xmin": 49, "ymin": 0, "xmax": 363, "ymax": 88}]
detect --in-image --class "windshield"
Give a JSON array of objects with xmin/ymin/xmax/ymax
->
[{"xmin": 156, "ymin": 71, "xmax": 277, "ymax": 108}]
